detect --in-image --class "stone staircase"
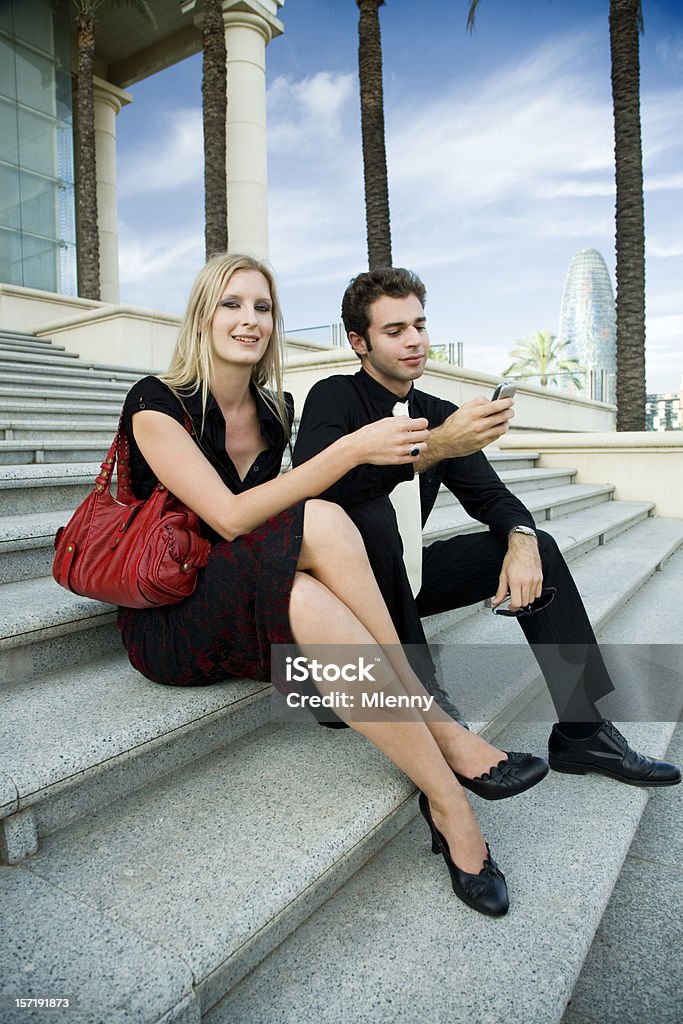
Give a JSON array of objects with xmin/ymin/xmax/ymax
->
[{"xmin": 1, "ymin": 330, "xmax": 681, "ymax": 1024}]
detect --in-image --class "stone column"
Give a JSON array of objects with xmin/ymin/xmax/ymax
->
[
  {"xmin": 222, "ymin": 0, "xmax": 284, "ymax": 259},
  {"xmin": 92, "ymin": 76, "xmax": 131, "ymax": 303}
]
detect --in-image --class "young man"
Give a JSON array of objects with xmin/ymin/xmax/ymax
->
[{"xmin": 293, "ymin": 267, "xmax": 680, "ymax": 789}]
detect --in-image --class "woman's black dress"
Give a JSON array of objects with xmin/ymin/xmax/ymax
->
[{"xmin": 116, "ymin": 376, "xmax": 304, "ymax": 691}]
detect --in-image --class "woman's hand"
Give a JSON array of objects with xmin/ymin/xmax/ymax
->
[{"xmin": 349, "ymin": 416, "xmax": 430, "ymax": 466}]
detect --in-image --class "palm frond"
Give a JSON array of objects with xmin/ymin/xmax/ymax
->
[{"xmin": 466, "ymin": 0, "xmax": 481, "ymax": 34}]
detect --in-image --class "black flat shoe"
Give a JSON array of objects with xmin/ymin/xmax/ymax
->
[
  {"xmin": 548, "ymin": 721, "xmax": 682, "ymax": 787},
  {"xmin": 454, "ymin": 750, "xmax": 549, "ymax": 800},
  {"xmin": 418, "ymin": 792, "xmax": 509, "ymax": 917}
]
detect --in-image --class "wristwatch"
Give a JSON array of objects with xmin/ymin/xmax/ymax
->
[{"xmin": 508, "ymin": 525, "xmax": 537, "ymax": 539}]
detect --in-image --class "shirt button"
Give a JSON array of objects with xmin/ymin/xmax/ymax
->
[{"xmin": 253, "ymin": 464, "xmax": 260, "ymax": 472}]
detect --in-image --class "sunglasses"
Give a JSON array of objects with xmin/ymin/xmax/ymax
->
[{"xmin": 492, "ymin": 587, "xmax": 557, "ymax": 617}]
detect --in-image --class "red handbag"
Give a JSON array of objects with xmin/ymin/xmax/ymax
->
[{"xmin": 52, "ymin": 415, "xmax": 211, "ymax": 608}]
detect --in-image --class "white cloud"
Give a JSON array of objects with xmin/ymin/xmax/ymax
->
[
  {"xmin": 645, "ymin": 171, "xmax": 683, "ymax": 192},
  {"xmin": 118, "ymin": 109, "xmax": 204, "ymax": 197},
  {"xmin": 267, "ymin": 71, "xmax": 356, "ymax": 154},
  {"xmin": 647, "ymin": 238, "xmax": 683, "ymax": 258},
  {"xmin": 645, "ymin": 313, "xmax": 683, "ymax": 393},
  {"xmin": 118, "ymin": 223, "xmax": 204, "ymax": 312},
  {"xmin": 656, "ymin": 36, "xmax": 683, "ymax": 76}
]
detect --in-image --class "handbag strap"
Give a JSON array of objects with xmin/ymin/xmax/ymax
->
[{"xmin": 101, "ymin": 405, "xmax": 195, "ymax": 502}]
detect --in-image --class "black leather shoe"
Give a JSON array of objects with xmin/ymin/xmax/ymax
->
[
  {"xmin": 423, "ymin": 679, "xmax": 469, "ymax": 728},
  {"xmin": 454, "ymin": 751, "xmax": 549, "ymax": 800},
  {"xmin": 418, "ymin": 792, "xmax": 509, "ymax": 917},
  {"xmin": 548, "ymin": 721, "xmax": 681, "ymax": 787}
]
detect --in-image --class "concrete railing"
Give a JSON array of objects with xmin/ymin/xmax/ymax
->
[
  {"xmin": 284, "ymin": 349, "xmax": 617, "ymax": 434},
  {"xmin": 498, "ymin": 432, "xmax": 683, "ymax": 517}
]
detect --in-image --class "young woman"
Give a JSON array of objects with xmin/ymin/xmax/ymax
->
[{"xmin": 117, "ymin": 253, "xmax": 542, "ymax": 917}]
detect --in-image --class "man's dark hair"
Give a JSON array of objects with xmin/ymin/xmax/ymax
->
[{"xmin": 341, "ymin": 267, "xmax": 427, "ymax": 344}]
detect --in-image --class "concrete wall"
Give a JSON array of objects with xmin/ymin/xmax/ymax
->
[
  {"xmin": 33, "ymin": 305, "xmax": 182, "ymax": 372},
  {"xmin": 0, "ymin": 284, "xmax": 102, "ymax": 331},
  {"xmin": 498, "ymin": 432, "xmax": 683, "ymax": 518}
]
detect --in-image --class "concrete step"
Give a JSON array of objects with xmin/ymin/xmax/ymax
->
[
  {"xmin": 0, "ymin": 348, "xmax": 147, "ymax": 375},
  {"xmin": 0, "ymin": 345, "xmax": 79, "ymax": 364},
  {"xmin": 0, "ymin": 383, "xmax": 129, "ymax": 403},
  {"xmin": 0, "ymin": 510, "xmax": 70, "ymax": 583},
  {"xmin": 211, "ymin": 716, "xmax": 677, "ymax": 1024},
  {"xmin": 0, "ymin": 420, "xmax": 116, "ymax": 443},
  {"xmin": 0, "ymin": 578, "xmax": 118, "ymax": 682},
  {"xmin": 0, "ymin": 441, "xmax": 109, "ymax": 466},
  {"xmin": 432, "ymin": 467, "xmax": 577, "ymax": 506},
  {"xmin": 3, "ymin": 542, "xmax": 681, "ymax": 1020},
  {"xmin": 425, "ymin": 482, "xmax": 615, "ymax": 542},
  {"xmin": 432, "ymin": 448, "xmax": 541, "ymax": 504},
  {"xmin": 560, "ymin": 720, "xmax": 683, "ymax": 1024},
  {"xmin": 0, "ymin": 330, "xmax": 58, "ymax": 345},
  {"xmin": 0, "ymin": 462, "xmax": 101, "ymax": 515},
  {"xmin": 498, "ymin": 465, "xmax": 576, "ymax": 492},
  {"xmin": 1, "ymin": 512, "xmax": 680, "ymax": 869},
  {"xmin": 0, "ymin": 364, "xmax": 139, "ymax": 389},
  {"xmin": 0, "ymin": 653, "xmax": 272, "ymax": 864},
  {"xmin": 205, "ymin": 545, "xmax": 683, "ymax": 1024},
  {"xmin": 0, "ymin": 398, "xmax": 123, "ymax": 418},
  {"xmin": 4, "ymin": 716, "xmax": 420, "ymax": 1017},
  {"xmin": 0, "ymin": 338, "xmax": 68, "ymax": 355}
]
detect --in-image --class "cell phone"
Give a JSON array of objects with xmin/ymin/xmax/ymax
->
[{"xmin": 491, "ymin": 382, "xmax": 517, "ymax": 401}]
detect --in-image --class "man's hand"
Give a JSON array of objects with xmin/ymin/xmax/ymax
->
[
  {"xmin": 414, "ymin": 396, "xmax": 513, "ymax": 472},
  {"xmin": 492, "ymin": 533, "xmax": 543, "ymax": 611},
  {"xmin": 350, "ymin": 415, "xmax": 429, "ymax": 466}
]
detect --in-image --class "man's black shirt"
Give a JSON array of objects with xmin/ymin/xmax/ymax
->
[{"xmin": 293, "ymin": 369, "xmax": 536, "ymax": 544}]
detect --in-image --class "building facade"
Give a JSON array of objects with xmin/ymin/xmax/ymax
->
[
  {"xmin": 558, "ymin": 247, "xmax": 616, "ymax": 404},
  {"xmin": 646, "ymin": 392, "xmax": 682, "ymax": 432},
  {"xmin": 0, "ymin": 0, "xmax": 77, "ymax": 295},
  {"xmin": 0, "ymin": 0, "xmax": 283, "ymax": 305}
]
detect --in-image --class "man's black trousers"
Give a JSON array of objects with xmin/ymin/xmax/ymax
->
[{"xmin": 344, "ymin": 496, "xmax": 614, "ymax": 721}]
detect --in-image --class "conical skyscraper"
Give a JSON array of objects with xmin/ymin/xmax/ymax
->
[{"xmin": 558, "ymin": 248, "xmax": 616, "ymax": 403}]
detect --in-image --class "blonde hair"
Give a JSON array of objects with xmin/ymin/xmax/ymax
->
[{"xmin": 162, "ymin": 252, "xmax": 290, "ymax": 438}]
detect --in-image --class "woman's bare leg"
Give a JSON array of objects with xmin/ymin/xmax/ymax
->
[
  {"xmin": 289, "ymin": 570, "xmax": 488, "ymax": 874},
  {"xmin": 297, "ymin": 500, "xmax": 506, "ymax": 779}
]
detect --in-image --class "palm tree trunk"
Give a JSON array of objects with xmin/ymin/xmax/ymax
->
[
  {"xmin": 75, "ymin": 11, "xmax": 101, "ymax": 300},
  {"xmin": 357, "ymin": 0, "xmax": 392, "ymax": 269},
  {"xmin": 202, "ymin": 0, "xmax": 228, "ymax": 258},
  {"xmin": 610, "ymin": 0, "xmax": 646, "ymax": 430}
]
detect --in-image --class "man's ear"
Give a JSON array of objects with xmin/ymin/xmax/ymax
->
[{"xmin": 348, "ymin": 331, "xmax": 368, "ymax": 357}]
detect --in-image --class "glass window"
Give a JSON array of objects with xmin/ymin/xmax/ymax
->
[
  {"xmin": 21, "ymin": 231, "xmax": 59, "ymax": 292},
  {"xmin": 0, "ymin": 96, "xmax": 19, "ymax": 164},
  {"xmin": 0, "ymin": 2, "xmax": 13, "ymax": 36},
  {"xmin": 0, "ymin": 35, "xmax": 17, "ymax": 100},
  {"xmin": 55, "ymin": 64, "xmax": 71, "ymax": 122},
  {"xmin": 56, "ymin": 119, "xmax": 74, "ymax": 185},
  {"xmin": 14, "ymin": 41, "xmax": 55, "ymax": 116},
  {"xmin": 58, "ymin": 181, "xmax": 76, "ymax": 245},
  {"xmin": 0, "ymin": 226, "xmax": 24, "ymax": 285},
  {"xmin": 0, "ymin": 162, "xmax": 21, "ymax": 229},
  {"xmin": 59, "ymin": 238, "xmax": 77, "ymax": 295},
  {"xmin": 19, "ymin": 169, "xmax": 57, "ymax": 237},
  {"xmin": 18, "ymin": 105, "xmax": 55, "ymax": 175},
  {"xmin": 12, "ymin": 0, "xmax": 54, "ymax": 54}
]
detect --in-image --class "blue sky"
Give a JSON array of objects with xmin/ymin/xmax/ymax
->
[{"xmin": 116, "ymin": 0, "xmax": 683, "ymax": 394}]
